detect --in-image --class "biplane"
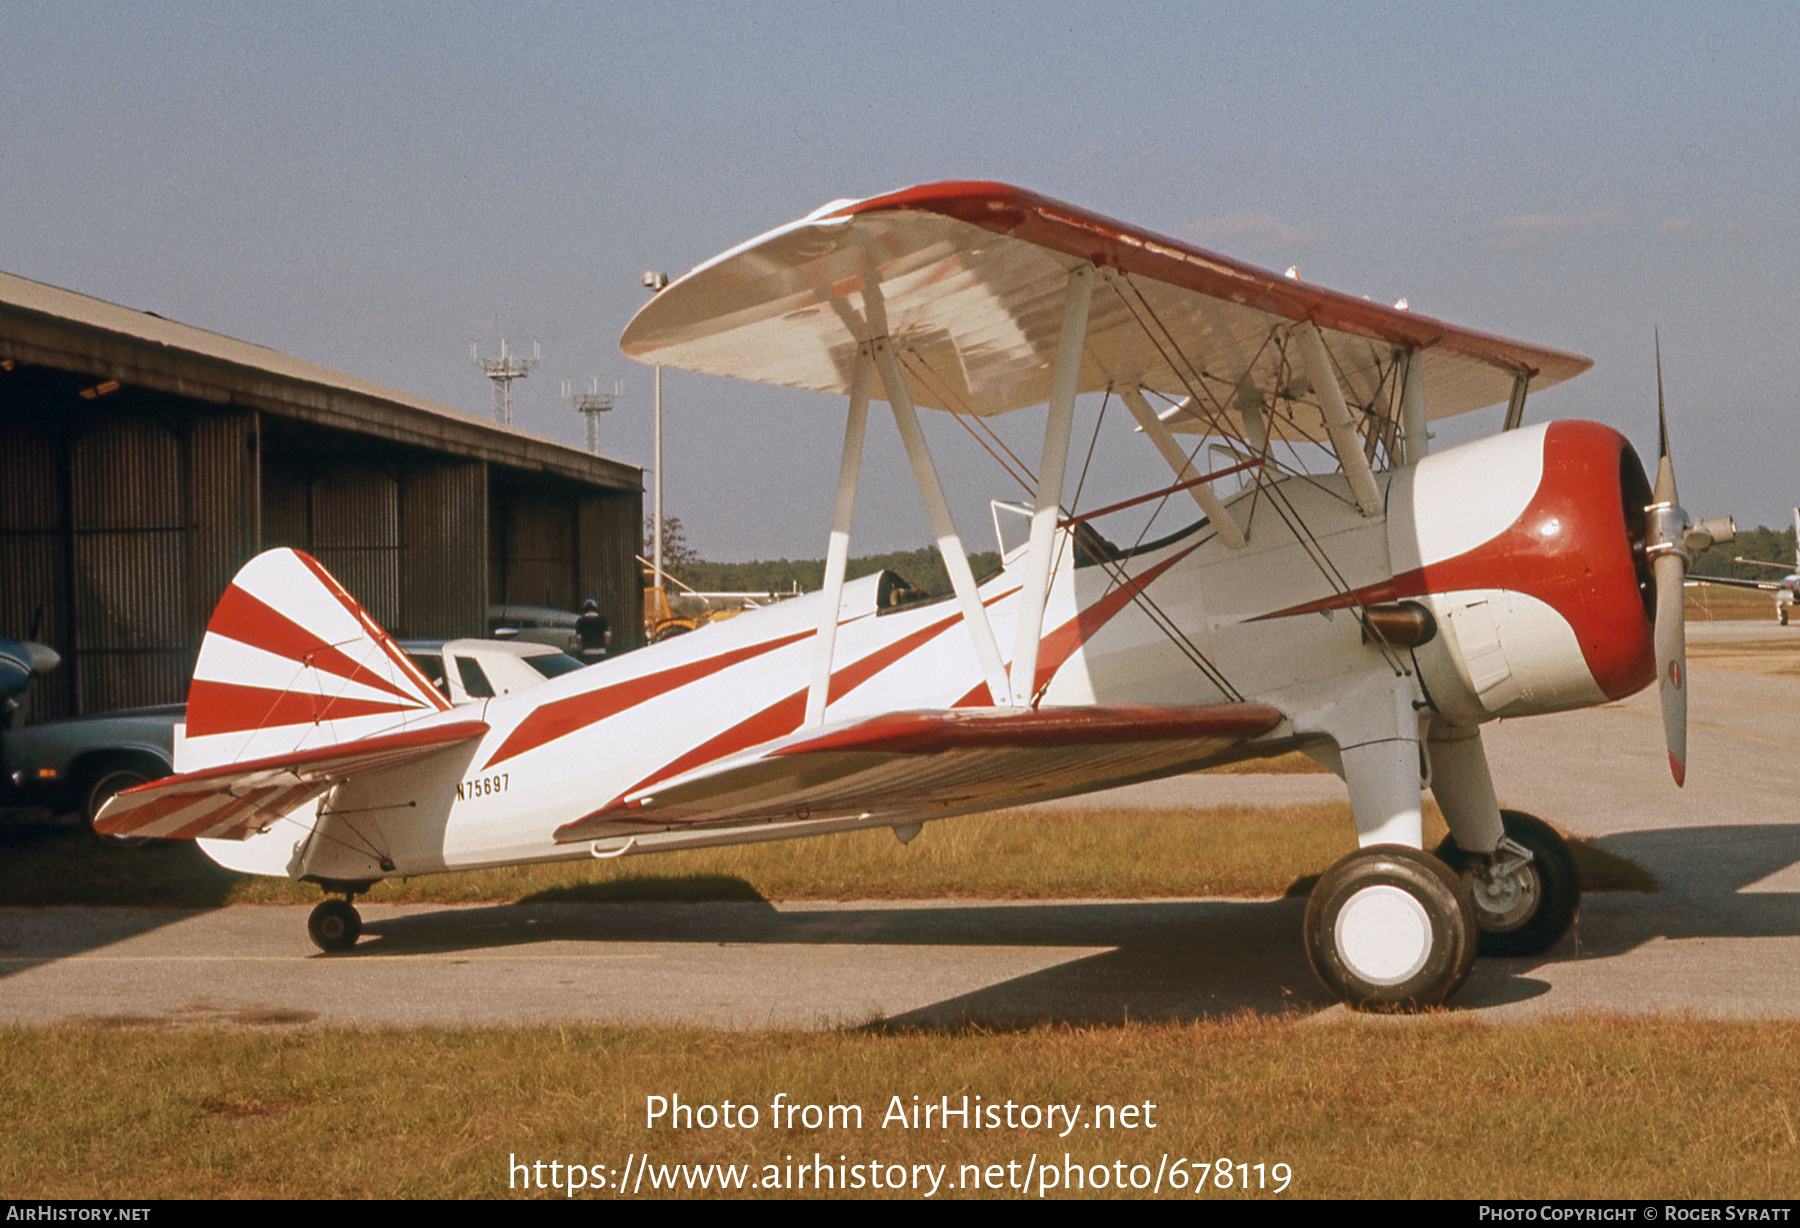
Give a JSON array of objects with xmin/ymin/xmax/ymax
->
[{"xmin": 96, "ymin": 182, "xmax": 1734, "ymax": 1010}]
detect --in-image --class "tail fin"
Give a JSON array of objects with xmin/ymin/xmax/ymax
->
[
  {"xmin": 1792, "ymin": 508, "xmax": 1798, "ymax": 569},
  {"xmin": 183, "ymin": 548, "xmax": 452, "ymax": 772}
]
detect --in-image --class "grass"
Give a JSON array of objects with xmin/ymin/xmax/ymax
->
[
  {"xmin": 1687, "ymin": 634, "xmax": 1800, "ymax": 678},
  {"xmin": 0, "ymin": 802, "xmax": 1654, "ymax": 907},
  {"xmin": 1686, "ymin": 585, "xmax": 1780, "ymax": 621},
  {"xmin": 0, "ymin": 1016, "xmax": 1793, "ymax": 1198},
  {"xmin": 1198, "ymin": 750, "xmax": 1330, "ymax": 775}
]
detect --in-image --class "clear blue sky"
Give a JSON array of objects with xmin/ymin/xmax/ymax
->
[{"xmin": 4, "ymin": 2, "xmax": 1796, "ymax": 559}]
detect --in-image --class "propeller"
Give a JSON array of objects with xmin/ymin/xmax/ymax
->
[{"xmin": 1645, "ymin": 332, "xmax": 1736, "ymax": 786}]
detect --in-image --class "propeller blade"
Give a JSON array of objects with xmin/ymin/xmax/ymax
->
[
  {"xmin": 1650, "ymin": 330, "xmax": 1687, "ymax": 785},
  {"xmin": 1653, "ymin": 551, "xmax": 1687, "ymax": 786},
  {"xmin": 1653, "ymin": 330, "xmax": 1679, "ymax": 506}
]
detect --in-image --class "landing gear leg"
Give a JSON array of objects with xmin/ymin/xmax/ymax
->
[
  {"xmin": 1436, "ymin": 810, "xmax": 1580, "ymax": 957},
  {"xmin": 1301, "ymin": 675, "xmax": 1475, "ymax": 1008},
  {"xmin": 1305, "ymin": 844, "xmax": 1477, "ymax": 1010},
  {"xmin": 307, "ymin": 896, "xmax": 363, "ymax": 953}
]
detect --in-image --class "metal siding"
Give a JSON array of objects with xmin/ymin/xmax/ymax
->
[
  {"xmin": 487, "ymin": 498, "xmax": 508, "ymax": 611},
  {"xmin": 0, "ymin": 413, "xmax": 73, "ymax": 718},
  {"xmin": 577, "ymin": 492, "xmax": 645, "ymax": 652},
  {"xmin": 69, "ymin": 416, "xmax": 189, "ymax": 713},
  {"xmin": 500, "ymin": 501, "xmax": 575, "ymax": 611},
  {"xmin": 187, "ymin": 413, "xmax": 258, "ymax": 646},
  {"xmin": 310, "ymin": 464, "xmax": 400, "ymax": 630},
  {"xmin": 260, "ymin": 465, "xmax": 309, "ymax": 550},
  {"xmin": 400, "ymin": 461, "xmax": 486, "ymax": 638}
]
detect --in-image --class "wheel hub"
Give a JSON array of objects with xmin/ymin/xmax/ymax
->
[
  {"xmin": 1333, "ymin": 885, "xmax": 1433, "ymax": 986},
  {"xmin": 1468, "ymin": 835, "xmax": 1540, "ymax": 932}
]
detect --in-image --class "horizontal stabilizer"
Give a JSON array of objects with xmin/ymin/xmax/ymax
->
[
  {"xmin": 94, "ymin": 719, "xmax": 488, "ymax": 841},
  {"xmin": 555, "ymin": 703, "xmax": 1283, "ymax": 842}
]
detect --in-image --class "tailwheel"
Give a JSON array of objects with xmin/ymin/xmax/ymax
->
[
  {"xmin": 1305, "ymin": 844, "xmax": 1477, "ymax": 1011},
  {"xmin": 307, "ymin": 897, "xmax": 363, "ymax": 953},
  {"xmin": 1436, "ymin": 810, "xmax": 1580, "ymax": 958}
]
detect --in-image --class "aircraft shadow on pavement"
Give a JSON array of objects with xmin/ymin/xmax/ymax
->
[
  {"xmin": 0, "ymin": 818, "xmax": 233, "ymax": 980},
  {"xmin": 347, "ymin": 822, "xmax": 1800, "ymax": 1026},
  {"xmin": 1566, "ymin": 824, "xmax": 1800, "ymax": 955}
]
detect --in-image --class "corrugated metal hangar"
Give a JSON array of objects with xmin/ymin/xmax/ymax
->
[{"xmin": 0, "ymin": 271, "xmax": 644, "ymax": 720}]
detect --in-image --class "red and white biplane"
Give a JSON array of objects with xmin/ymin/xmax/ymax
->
[{"xmin": 97, "ymin": 182, "xmax": 1733, "ymax": 1009}]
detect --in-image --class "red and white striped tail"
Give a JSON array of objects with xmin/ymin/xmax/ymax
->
[{"xmin": 181, "ymin": 548, "xmax": 452, "ymax": 772}]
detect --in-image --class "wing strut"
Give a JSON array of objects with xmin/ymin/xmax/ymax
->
[
  {"xmin": 1292, "ymin": 321, "xmax": 1383, "ymax": 516},
  {"xmin": 1501, "ymin": 370, "xmax": 1531, "ymax": 431},
  {"xmin": 1399, "ymin": 350, "xmax": 1428, "ymax": 464},
  {"xmin": 1118, "ymin": 386, "xmax": 1246, "ymax": 548},
  {"xmin": 1009, "ymin": 264, "xmax": 1094, "ymax": 706},
  {"xmin": 805, "ymin": 346, "xmax": 874, "ymax": 726},
  {"xmin": 872, "ymin": 337, "xmax": 1012, "ymax": 707}
]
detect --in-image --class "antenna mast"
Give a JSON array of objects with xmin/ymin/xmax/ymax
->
[
  {"xmin": 563, "ymin": 376, "xmax": 622, "ymax": 454},
  {"xmin": 471, "ymin": 337, "xmax": 541, "ymax": 426}
]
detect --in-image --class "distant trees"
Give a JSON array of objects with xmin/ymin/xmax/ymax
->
[
  {"xmin": 644, "ymin": 512, "xmax": 1006, "ymax": 596},
  {"xmin": 673, "ymin": 543, "xmax": 1001, "ymax": 599},
  {"xmin": 1691, "ymin": 520, "xmax": 1798, "ymax": 581},
  {"xmin": 642, "ymin": 515, "xmax": 699, "ymax": 584}
]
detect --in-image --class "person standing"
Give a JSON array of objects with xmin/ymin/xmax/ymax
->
[{"xmin": 575, "ymin": 599, "xmax": 611, "ymax": 662}]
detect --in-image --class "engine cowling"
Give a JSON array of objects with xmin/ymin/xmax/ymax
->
[{"xmin": 1388, "ymin": 420, "xmax": 1656, "ymax": 723}]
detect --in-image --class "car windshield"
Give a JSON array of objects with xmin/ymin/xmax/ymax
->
[{"xmin": 525, "ymin": 653, "xmax": 586, "ymax": 679}]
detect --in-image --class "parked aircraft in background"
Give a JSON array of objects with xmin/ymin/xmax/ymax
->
[
  {"xmin": 1690, "ymin": 509, "xmax": 1800, "ymax": 625},
  {"xmin": 95, "ymin": 182, "xmax": 1733, "ymax": 1011},
  {"xmin": 0, "ymin": 637, "xmax": 57, "ymax": 712}
]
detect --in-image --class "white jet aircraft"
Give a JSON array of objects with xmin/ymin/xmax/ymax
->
[
  {"xmin": 1690, "ymin": 508, "xmax": 1799, "ymax": 624},
  {"xmin": 97, "ymin": 182, "xmax": 1734, "ymax": 1010}
]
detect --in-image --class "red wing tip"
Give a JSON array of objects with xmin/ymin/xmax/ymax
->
[{"xmin": 1668, "ymin": 750, "xmax": 1686, "ymax": 787}]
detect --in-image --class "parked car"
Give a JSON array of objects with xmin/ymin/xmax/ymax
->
[
  {"xmin": 398, "ymin": 637, "xmax": 585, "ymax": 704},
  {"xmin": 1, "ymin": 638, "xmax": 584, "ymax": 834},
  {"xmin": 487, "ymin": 604, "xmax": 582, "ymax": 652}
]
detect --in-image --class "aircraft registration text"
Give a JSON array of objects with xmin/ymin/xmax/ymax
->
[{"xmin": 457, "ymin": 773, "xmax": 509, "ymax": 801}]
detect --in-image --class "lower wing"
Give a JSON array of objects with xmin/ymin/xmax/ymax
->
[{"xmin": 556, "ymin": 703, "xmax": 1284, "ymax": 841}]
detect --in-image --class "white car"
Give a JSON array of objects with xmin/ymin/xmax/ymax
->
[{"xmin": 398, "ymin": 639, "xmax": 587, "ymax": 705}]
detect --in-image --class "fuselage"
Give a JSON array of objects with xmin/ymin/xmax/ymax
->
[{"xmin": 205, "ymin": 420, "xmax": 1657, "ymax": 883}]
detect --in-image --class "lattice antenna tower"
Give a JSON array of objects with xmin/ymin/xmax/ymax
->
[
  {"xmin": 471, "ymin": 337, "xmax": 541, "ymax": 426},
  {"xmin": 564, "ymin": 376, "xmax": 623, "ymax": 454}
]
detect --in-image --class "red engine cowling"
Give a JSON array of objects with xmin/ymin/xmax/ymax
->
[{"xmin": 1389, "ymin": 420, "xmax": 1656, "ymax": 721}]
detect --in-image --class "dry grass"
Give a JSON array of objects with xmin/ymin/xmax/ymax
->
[
  {"xmin": 1687, "ymin": 636, "xmax": 1800, "ymax": 678},
  {"xmin": 1199, "ymin": 751, "xmax": 1330, "ymax": 775},
  {"xmin": 0, "ymin": 1016, "xmax": 1793, "ymax": 1198},
  {"xmin": 1686, "ymin": 585, "xmax": 1779, "ymax": 621},
  {"xmin": 0, "ymin": 802, "xmax": 1654, "ymax": 906}
]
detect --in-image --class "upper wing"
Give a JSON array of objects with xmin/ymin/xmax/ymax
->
[
  {"xmin": 93, "ymin": 719, "xmax": 488, "ymax": 841},
  {"xmin": 554, "ymin": 702, "xmax": 1283, "ymax": 842},
  {"xmin": 620, "ymin": 181, "xmax": 1591, "ymax": 438}
]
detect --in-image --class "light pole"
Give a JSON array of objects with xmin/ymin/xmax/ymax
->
[{"xmin": 642, "ymin": 270, "xmax": 670, "ymax": 611}]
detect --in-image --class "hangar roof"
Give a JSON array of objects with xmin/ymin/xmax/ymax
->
[{"xmin": 0, "ymin": 269, "xmax": 639, "ymax": 492}]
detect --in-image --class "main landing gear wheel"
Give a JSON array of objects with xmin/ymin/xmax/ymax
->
[
  {"xmin": 307, "ymin": 898, "xmax": 363, "ymax": 953},
  {"xmin": 1436, "ymin": 810, "xmax": 1580, "ymax": 958},
  {"xmin": 1305, "ymin": 844, "xmax": 1478, "ymax": 1011}
]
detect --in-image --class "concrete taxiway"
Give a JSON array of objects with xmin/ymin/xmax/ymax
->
[{"xmin": 2, "ymin": 622, "xmax": 1796, "ymax": 1028}]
